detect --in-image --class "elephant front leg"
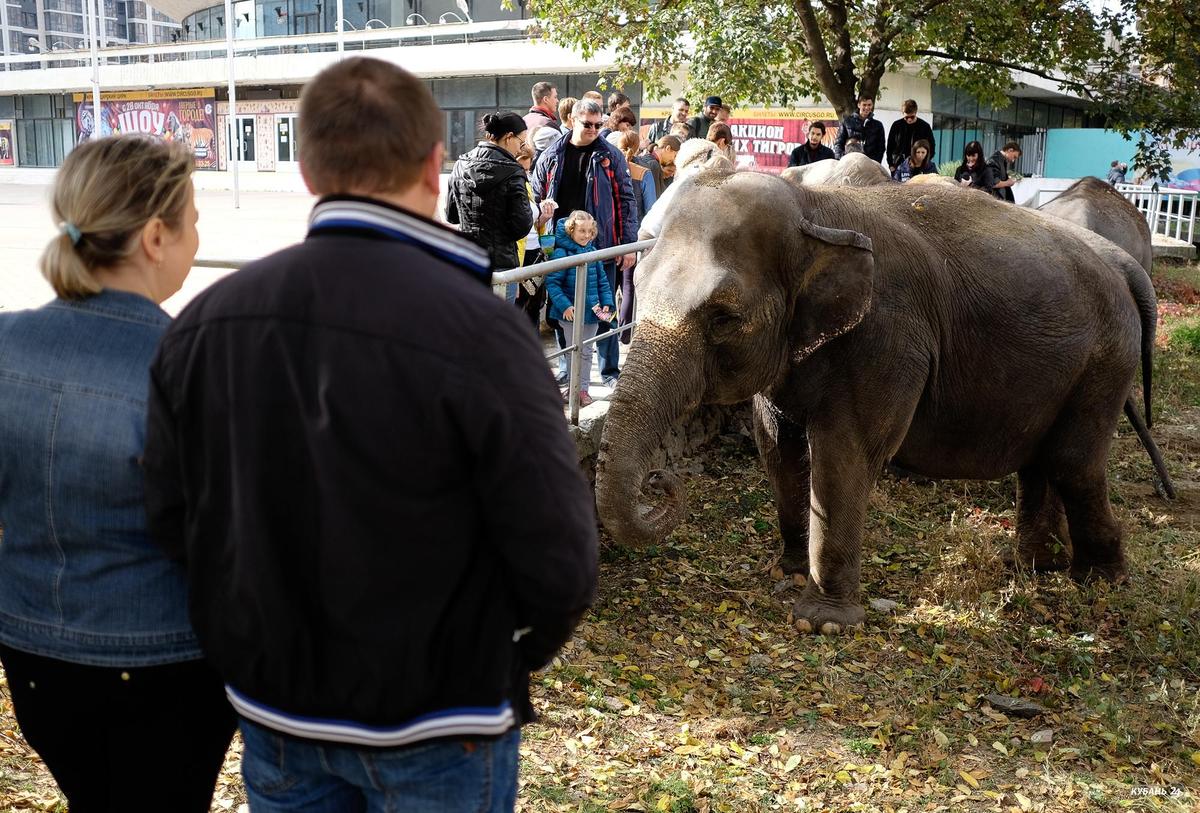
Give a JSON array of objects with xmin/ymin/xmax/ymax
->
[
  {"xmin": 792, "ymin": 435, "xmax": 873, "ymax": 635},
  {"xmin": 1012, "ymin": 466, "xmax": 1072, "ymax": 571},
  {"xmin": 752, "ymin": 396, "xmax": 810, "ymax": 577}
]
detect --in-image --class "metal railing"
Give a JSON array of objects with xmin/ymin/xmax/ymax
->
[
  {"xmin": 191, "ymin": 237, "xmax": 656, "ymax": 427},
  {"xmin": 0, "ymin": 18, "xmax": 536, "ymax": 69},
  {"xmin": 1116, "ymin": 183, "xmax": 1198, "ymax": 245},
  {"xmin": 494, "ymin": 239, "xmax": 655, "ymax": 425}
]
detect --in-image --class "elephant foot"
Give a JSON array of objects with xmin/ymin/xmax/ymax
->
[
  {"xmin": 792, "ymin": 591, "xmax": 865, "ymax": 636},
  {"xmin": 775, "ymin": 547, "xmax": 809, "ymax": 576},
  {"xmin": 1005, "ymin": 544, "xmax": 1072, "ymax": 573},
  {"xmin": 1069, "ymin": 558, "xmax": 1128, "ymax": 585}
]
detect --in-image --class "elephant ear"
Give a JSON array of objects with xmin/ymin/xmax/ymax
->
[{"xmin": 789, "ymin": 216, "xmax": 875, "ymax": 361}]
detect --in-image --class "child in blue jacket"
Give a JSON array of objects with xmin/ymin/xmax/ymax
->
[{"xmin": 545, "ymin": 210, "xmax": 616, "ymax": 406}]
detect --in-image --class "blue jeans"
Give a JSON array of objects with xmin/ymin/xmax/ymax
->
[
  {"xmin": 595, "ymin": 260, "xmax": 620, "ymax": 378},
  {"xmin": 239, "ymin": 719, "xmax": 521, "ymax": 813}
]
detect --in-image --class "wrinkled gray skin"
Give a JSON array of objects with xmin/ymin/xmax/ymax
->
[
  {"xmin": 780, "ymin": 153, "xmax": 892, "ymax": 187},
  {"xmin": 1036, "ymin": 176, "xmax": 1153, "ymax": 272},
  {"xmin": 596, "ymin": 172, "xmax": 1161, "ymax": 634}
]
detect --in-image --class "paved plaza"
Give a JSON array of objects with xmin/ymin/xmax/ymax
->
[
  {"xmin": 0, "ymin": 183, "xmax": 317, "ymax": 316},
  {"xmin": 0, "ymin": 181, "xmax": 622, "ymax": 412}
]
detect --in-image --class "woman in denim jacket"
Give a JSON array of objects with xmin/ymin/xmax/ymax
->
[{"xmin": 0, "ymin": 136, "xmax": 235, "ymax": 811}]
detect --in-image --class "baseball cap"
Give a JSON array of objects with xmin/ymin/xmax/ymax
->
[{"xmin": 705, "ymin": 96, "xmax": 723, "ymax": 107}]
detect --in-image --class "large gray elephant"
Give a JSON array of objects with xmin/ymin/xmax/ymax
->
[
  {"xmin": 1036, "ymin": 177, "xmax": 1153, "ymax": 272},
  {"xmin": 596, "ymin": 171, "xmax": 1171, "ymax": 634}
]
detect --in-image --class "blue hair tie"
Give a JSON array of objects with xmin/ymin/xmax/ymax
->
[{"xmin": 61, "ymin": 222, "xmax": 82, "ymax": 246}]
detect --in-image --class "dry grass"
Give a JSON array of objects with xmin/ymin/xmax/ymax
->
[{"xmin": 2, "ymin": 270, "xmax": 1198, "ymax": 813}]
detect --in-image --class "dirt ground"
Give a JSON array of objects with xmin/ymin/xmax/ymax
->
[{"xmin": 2, "ymin": 263, "xmax": 1198, "ymax": 813}]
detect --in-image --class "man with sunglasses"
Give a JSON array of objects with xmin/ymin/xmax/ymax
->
[
  {"xmin": 885, "ymin": 99, "xmax": 936, "ymax": 174},
  {"xmin": 534, "ymin": 98, "xmax": 639, "ymax": 387}
]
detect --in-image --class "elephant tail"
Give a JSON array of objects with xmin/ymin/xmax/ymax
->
[
  {"xmin": 1123, "ymin": 395, "xmax": 1176, "ymax": 500},
  {"xmin": 1124, "ymin": 263, "xmax": 1157, "ymax": 428}
]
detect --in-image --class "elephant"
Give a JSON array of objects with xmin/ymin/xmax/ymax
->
[
  {"xmin": 1036, "ymin": 177, "xmax": 1153, "ymax": 272},
  {"xmin": 595, "ymin": 171, "xmax": 1174, "ymax": 634},
  {"xmin": 780, "ymin": 153, "xmax": 892, "ymax": 187}
]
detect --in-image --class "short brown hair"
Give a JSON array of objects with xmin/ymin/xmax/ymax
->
[
  {"xmin": 656, "ymin": 135, "xmax": 681, "ymax": 152},
  {"xmin": 558, "ymin": 96, "xmax": 577, "ymax": 123},
  {"xmin": 531, "ymin": 81, "xmax": 555, "ymax": 105},
  {"xmin": 1003, "ymin": 141, "xmax": 1022, "ymax": 153},
  {"xmin": 707, "ymin": 123, "xmax": 732, "ymax": 143},
  {"xmin": 607, "ymin": 91, "xmax": 630, "ymax": 113},
  {"xmin": 42, "ymin": 135, "xmax": 194, "ymax": 300},
  {"xmin": 902, "ymin": 99, "xmax": 918, "ymax": 115},
  {"xmin": 299, "ymin": 58, "xmax": 442, "ymax": 194},
  {"xmin": 606, "ymin": 105, "xmax": 636, "ymax": 130},
  {"xmin": 582, "ymin": 90, "xmax": 604, "ymax": 103}
]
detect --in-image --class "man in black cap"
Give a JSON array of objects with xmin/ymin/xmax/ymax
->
[{"xmin": 688, "ymin": 96, "xmax": 723, "ymax": 141}]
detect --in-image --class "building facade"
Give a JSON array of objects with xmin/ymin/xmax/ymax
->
[{"xmin": 0, "ymin": 2, "xmax": 1096, "ymax": 180}]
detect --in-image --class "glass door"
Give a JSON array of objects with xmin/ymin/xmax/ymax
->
[
  {"xmin": 275, "ymin": 114, "xmax": 299, "ymax": 170},
  {"xmin": 228, "ymin": 115, "xmax": 256, "ymax": 169}
]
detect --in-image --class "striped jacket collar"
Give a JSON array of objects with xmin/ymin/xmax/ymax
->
[{"xmin": 307, "ymin": 195, "xmax": 492, "ymax": 285}]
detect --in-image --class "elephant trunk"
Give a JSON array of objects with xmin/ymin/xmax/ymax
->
[{"xmin": 596, "ymin": 322, "xmax": 703, "ymax": 547}]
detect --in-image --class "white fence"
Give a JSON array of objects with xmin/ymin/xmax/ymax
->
[{"xmin": 1116, "ymin": 184, "xmax": 1198, "ymax": 245}]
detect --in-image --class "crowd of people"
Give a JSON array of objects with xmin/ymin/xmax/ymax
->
[{"xmin": 445, "ymin": 83, "xmax": 743, "ymax": 404}]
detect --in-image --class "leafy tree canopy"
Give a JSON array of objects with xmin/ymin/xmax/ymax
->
[{"xmin": 529, "ymin": 0, "xmax": 1200, "ymax": 179}]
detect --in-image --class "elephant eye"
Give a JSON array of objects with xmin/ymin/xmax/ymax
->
[{"xmin": 709, "ymin": 311, "xmax": 740, "ymax": 340}]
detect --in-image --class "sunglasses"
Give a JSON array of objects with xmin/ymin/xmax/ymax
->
[{"xmin": 578, "ymin": 121, "xmax": 601, "ymax": 130}]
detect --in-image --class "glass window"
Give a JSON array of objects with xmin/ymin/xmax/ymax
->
[
  {"xmin": 1032, "ymin": 102, "xmax": 1048, "ymax": 128},
  {"xmin": 258, "ymin": 0, "xmax": 290, "ymax": 37},
  {"xmin": 568, "ymin": 74, "xmax": 604, "ymax": 99},
  {"xmin": 23, "ymin": 94, "xmax": 52, "ymax": 118},
  {"xmin": 445, "ymin": 108, "xmax": 479, "ymax": 167},
  {"xmin": 0, "ymin": 97, "xmax": 15, "ymax": 118},
  {"xmin": 433, "ymin": 77, "xmax": 495, "ymax": 108},
  {"xmin": 1047, "ymin": 105, "xmax": 1063, "ymax": 129},
  {"xmin": 954, "ymin": 92, "xmax": 977, "ymax": 118},
  {"xmin": 472, "ymin": 0, "xmax": 521, "ymax": 22},
  {"xmin": 931, "ymin": 82, "xmax": 956, "ymax": 114},
  {"xmin": 1017, "ymin": 99, "xmax": 1034, "ymax": 127},
  {"xmin": 419, "ymin": 0, "xmax": 466, "ymax": 25},
  {"xmin": 499, "ymin": 75, "xmax": 563, "ymax": 110}
]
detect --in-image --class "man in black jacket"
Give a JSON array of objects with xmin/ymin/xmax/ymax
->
[
  {"xmin": 788, "ymin": 121, "xmax": 836, "ymax": 167},
  {"xmin": 988, "ymin": 141, "xmax": 1022, "ymax": 203},
  {"xmin": 885, "ymin": 99, "xmax": 936, "ymax": 173},
  {"xmin": 834, "ymin": 96, "xmax": 885, "ymax": 164},
  {"xmin": 143, "ymin": 57, "xmax": 598, "ymax": 812}
]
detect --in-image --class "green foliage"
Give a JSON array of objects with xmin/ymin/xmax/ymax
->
[
  {"xmin": 1171, "ymin": 320, "xmax": 1200, "ymax": 353},
  {"xmin": 529, "ymin": 0, "xmax": 1200, "ymax": 144},
  {"xmin": 937, "ymin": 160, "xmax": 959, "ymax": 177}
]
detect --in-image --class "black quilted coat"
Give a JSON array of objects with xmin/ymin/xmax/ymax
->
[{"xmin": 446, "ymin": 142, "xmax": 533, "ymax": 271}]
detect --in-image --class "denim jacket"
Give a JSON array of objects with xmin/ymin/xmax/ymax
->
[{"xmin": 0, "ymin": 289, "xmax": 202, "ymax": 666}]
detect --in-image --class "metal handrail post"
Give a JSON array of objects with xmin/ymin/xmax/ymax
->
[{"xmin": 568, "ymin": 260, "xmax": 587, "ymax": 425}]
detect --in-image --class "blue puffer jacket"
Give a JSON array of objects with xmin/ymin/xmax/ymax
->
[{"xmin": 545, "ymin": 220, "xmax": 615, "ymax": 324}]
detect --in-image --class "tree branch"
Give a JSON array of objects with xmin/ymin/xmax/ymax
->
[{"xmin": 909, "ymin": 49, "xmax": 1099, "ymax": 101}]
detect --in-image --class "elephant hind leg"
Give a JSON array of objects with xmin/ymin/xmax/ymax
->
[
  {"xmin": 1012, "ymin": 466, "xmax": 1072, "ymax": 572},
  {"xmin": 1056, "ymin": 474, "xmax": 1127, "ymax": 583},
  {"xmin": 753, "ymin": 396, "xmax": 810, "ymax": 577},
  {"xmin": 1041, "ymin": 410, "xmax": 1127, "ymax": 583}
]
